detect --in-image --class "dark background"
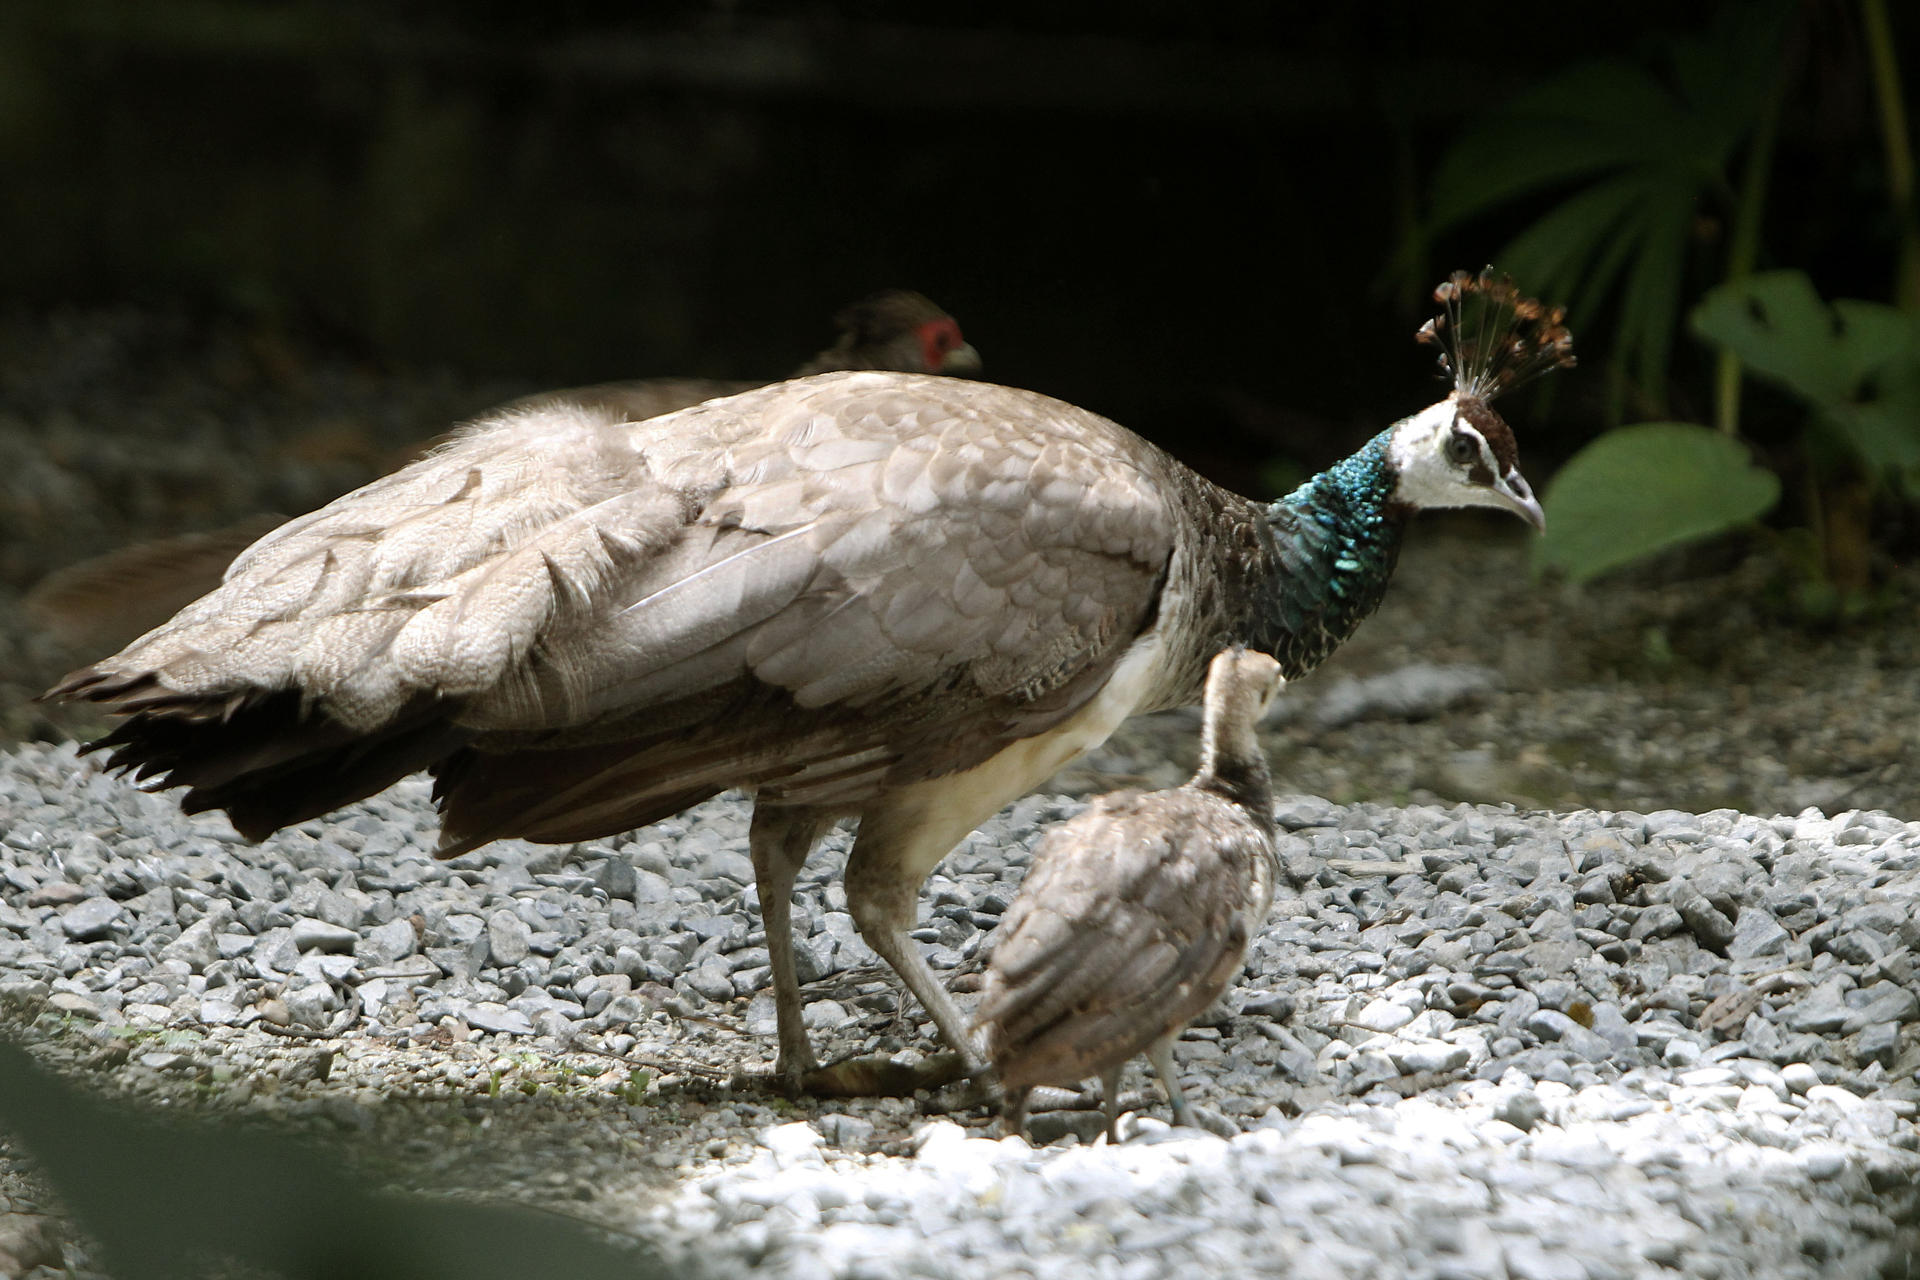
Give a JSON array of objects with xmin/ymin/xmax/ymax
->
[{"xmin": 2, "ymin": 1, "xmax": 1912, "ymax": 483}]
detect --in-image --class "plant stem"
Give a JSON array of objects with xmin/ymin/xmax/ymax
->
[
  {"xmin": 1861, "ymin": 0, "xmax": 1919, "ymax": 310},
  {"xmin": 1715, "ymin": 70, "xmax": 1784, "ymax": 436}
]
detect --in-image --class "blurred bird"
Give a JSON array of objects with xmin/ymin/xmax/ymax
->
[
  {"xmin": 24, "ymin": 290, "xmax": 979, "ymax": 656},
  {"xmin": 44, "ymin": 271, "xmax": 1569, "ymax": 1092},
  {"xmin": 504, "ymin": 289, "xmax": 979, "ymax": 421},
  {"xmin": 976, "ymin": 646, "xmax": 1285, "ymax": 1141}
]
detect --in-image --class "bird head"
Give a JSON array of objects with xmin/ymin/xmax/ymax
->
[
  {"xmin": 1206, "ymin": 646, "xmax": 1286, "ymax": 722},
  {"xmin": 1387, "ymin": 270, "xmax": 1575, "ymax": 532},
  {"xmin": 819, "ymin": 290, "xmax": 983, "ymax": 376},
  {"xmin": 1386, "ymin": 395, "xmax": 1545, "ymax": 531},
  {"xmin": 1198, "ymin": 646, "xmax": 1286, "ymax": 780}
]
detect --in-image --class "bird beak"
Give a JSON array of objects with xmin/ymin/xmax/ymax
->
[
  {"xmin": 1494, "ymin": 469, "xmax": 1546, "ymax": 532},
  {"xmin": 939, "ymin": 343, "xmax": 983, "ymax": 376}
]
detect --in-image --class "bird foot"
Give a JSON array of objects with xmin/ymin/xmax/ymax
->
[
  {"xmin": 919, "ymin": 1062, "xmax": 1005, "ymax": 1116},
  {"xmin": 798, "ymin": 1050, "xmax": 971, "ymax": 1099},
  {"xmin": 733, "ymin": 1046, "xmax": 820, "ymax": 1099}
]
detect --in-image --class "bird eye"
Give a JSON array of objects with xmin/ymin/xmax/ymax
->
[{"xmin": 1446, "ymin": 432, "xmax": 1478, "ymax": 466}]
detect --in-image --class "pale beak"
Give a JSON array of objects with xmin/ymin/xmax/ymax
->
[
  {"xmin": 939, "ymin": 342, "xmax": 983, "ymax": 376},
  {"xmin": 1495, "ymin": 469, "xmax": 1546, "ymax": 532}
]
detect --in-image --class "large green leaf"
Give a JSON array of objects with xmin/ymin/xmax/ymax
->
[
  {"xmin": 1692, "ymin": 272, "xmax": 1900, "ymax": 400},
  {"xmin": 1533, "ymin": 422, "xmax": 1781, "ymax": 582},
  {"xmin": 1424, "ymin": 1, "xmax": 1794, "ymax": 413},
  {"xmin": 1428, "ymin": 65, "xmax": 1678, "ymax": 229},
  {"xmin": 1692, "ymin": 271, "xmax": 1920, "ymax": 472}
]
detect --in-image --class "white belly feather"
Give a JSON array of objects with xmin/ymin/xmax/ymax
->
[{"xmin": 859, "ymin": 629, "xmax": 1169, "ymax": 885}]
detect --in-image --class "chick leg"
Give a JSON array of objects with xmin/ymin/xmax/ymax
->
[
  {"xmin": 1147, "ymin": 1033, "xmax": 1194, "ymax": 1128},
  {"xmin": 1002, "ymin": 1084, "xmax": 1033, "ymax": 1140},
  {"xmin": 1102, "ymin": 1066, "xmax": 1125, "ymax": 1144}
]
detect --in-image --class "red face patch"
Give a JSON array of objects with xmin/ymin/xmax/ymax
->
[{"xmin": 915, "ymin": 317, "xmax": 964, "ymax": 372}]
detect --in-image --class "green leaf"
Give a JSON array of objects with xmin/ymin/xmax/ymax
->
[
  {"xmin": 1616, "ymin": 181, "xmax": 1693, "ymax": 399},
  {"xmin": 1424, "ymin": 2, "xmax": 1795, "ymax": 413},
  {"xmin": 1533, "ymin": 423, "xmax": 1780, "ymax": 582},
  {"xmin": 1691, "ymin": 271, "xmax": 1920, "ymax": 471},
  {"xmin": 1829, "ymin": 375, "xmax": 1920, "ymax": 472},
  {"xmin": 1495, "ymin": 173, "xmax": 1651, "ymax": 297},
  {"xmin": 1428, "ymin": 64, "xmax": 1673, "ymax": 231},
  {"xmin": 1692, "ymin": 271, "xmax": 1880, "ymax": 402}
]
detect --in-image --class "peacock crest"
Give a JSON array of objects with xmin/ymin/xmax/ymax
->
[{"xmin": 1417, "ymin": 269, "xmax": 1576, "ymax": 403}]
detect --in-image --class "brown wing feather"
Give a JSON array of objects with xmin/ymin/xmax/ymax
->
[{"xmin": 48, "ymin": 372, "xmax": 1179, "ymax": 849}]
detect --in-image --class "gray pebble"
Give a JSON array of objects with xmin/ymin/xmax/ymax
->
[
  {"xmin": 463, "ymin": 1002, "xmax": 535, "ymax": 1036},
  {"xmin": 1782, "ymin": 1062, "xmax": 1822, "ymax": 1094},
  {"xmin": 282, "ymin": 983, "xmax": 339, "ymax": 1028},
  {"xmin": 5, "ymin": 734, "xmax": 1919, "ymax": 1280},
  {"xmin": 59, "ymin": 898, "xmax": 124, "ymax": 942},
  {"xmin": 1727, "ymin": 909, "xmax": 1789, "ymax": 959},
  {"xmin": 1854, "ymin": 1021, "xmax": 1900, "ymax": 1068},
  {"xmin": 488, "ymin": 909, "xmax": 532, "ymax": 967},
  {"xmin": 26, "ymin": 881, "xmax": 90, "ymax": 908},
  {"xmin": 1271, "ymin": 795, "xmax": 1338, "ymax": 829},
  {"xmin": 161, "ymin": 917, "xmax": 221, "ymax": 972},
  {"xmin": 1388, "ymin": 1040, "xmax": 1469, "ymax": 1074},
  {"xmin": 1494, "ymin": 1088, "xmax": 1547, "ymax": 1131},
  {"xmin": 1670, "ymin": 883, "xmax": 1735, "ymax": 951},
  {"xmin": 291, "ymin": 918, "xmax": 359, "ymax": 954},
  {"xmin": 1628, "ymin": 903, "xmax": 1685, "ymax": 941},
  {"xmin": 357, "ymin": 918, "xmax": 417, "ymax": 965},
  {"xmin": 1848, "ymin": 980, "xmax": 1918, "ymax": 1025},
  {"xmin": 1353, "ymin": 998, "xmax": 1415, "ymax": 1033}
]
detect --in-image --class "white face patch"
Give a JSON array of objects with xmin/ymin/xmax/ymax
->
[
  {"xmin": 1388, "ymin": 401, "xmax": 1489, "ymax": 509},
  {"xmin": 1386, "ymin": 399, "xmax": 1545, "ymax": 529}
]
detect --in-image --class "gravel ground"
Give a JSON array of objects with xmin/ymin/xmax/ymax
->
[
  {"xmin": 3, "ymin": 304, "xmax": 1919, "ymax": 1277},
  {"xmin": 4, "ymin": 741, "xmax": 1920, "ymax": 1278}
]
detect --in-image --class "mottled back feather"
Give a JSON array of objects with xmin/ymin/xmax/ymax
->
[
  {"xmin": 48, "ymin": 373, "xmax": 1187, "ymax": 848},
  {"xmin": 977, "ymin": 788, "xmax": 1272, "ymax": 1090}
]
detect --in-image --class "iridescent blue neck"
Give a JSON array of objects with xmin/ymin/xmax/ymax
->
[
  {"xmin": 1243, "ymin": 428, "xmax": 1407, "ymax": 677},
  {"xmin": 1276, "ymin": 428, "xmax": 1398, "ymax": 531}
]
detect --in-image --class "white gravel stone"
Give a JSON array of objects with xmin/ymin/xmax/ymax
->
[
  {"xmin": 1781, "ymin": 1063, "xmax": 1822, "ymax": 1095},
  {"xmin": 1354, "ymin": 997, "xmax": 1415, "ymax": 1033},
  {"xmin": 1388, "ymin": 1040, "xmax": 1470, "ymax": 1074},
  {"xmin": 291, "ymin": 918, "xmax": 358, "ymax": 954}
]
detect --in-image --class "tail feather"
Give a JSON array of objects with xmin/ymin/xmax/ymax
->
[{"xmin": 65, "ymin": 683, "xmax": 470, "ymax": 842}]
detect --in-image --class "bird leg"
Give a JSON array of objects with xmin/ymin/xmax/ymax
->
[
  {"xmin": 1101, "ymin": 1066, "xmax": 1125, "ymax": 1144},
  {"xmin": 747, "ymin": 805, "xmax": 833, "ymax": 1092},
  {"xmin": 1002, "ymin": 1084, "xmax": 1033, "ymax": 1141},
  {"xmin": 1147, "ymin": 1033, "xmax": 1194, "ymax": 1129},
  {"xmin": 842, "ymin": 834, "xmax": 987, "ymax": 1077}
]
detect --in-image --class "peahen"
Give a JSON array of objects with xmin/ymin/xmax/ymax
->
[{"xmin": 45, "ymin": 270, "xmax": 1572, "ymax": 1091}]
